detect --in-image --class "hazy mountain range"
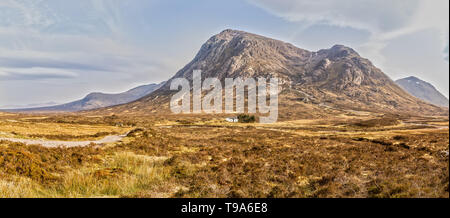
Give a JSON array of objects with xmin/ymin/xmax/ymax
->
[
  {"xmin": 396, "ymin": 76, "xmax": 449, "ymax": 108},
  {"xmin": 0, "ymin": 102, "xmax": 61, "ymax": 110},
  {"xmin": 2, "ymin": 30, "xmax": 447, "ymax": 116},
  {"xmin": 3, "ymin": 82, "xmax": 164, "ymax": 112}
]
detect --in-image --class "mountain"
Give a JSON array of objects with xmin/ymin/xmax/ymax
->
[
  {"xmin": 3, "ymin": 82, "xmax": 164, "ymax": 112},
  {"xmin": 90, "ymin": 29, "xmax": 447, "ymax": 117},
  {"xmin": 396, "ymin": 76, "xmax": 449, "ymax": 107},
  {"xmin": 0, "ymin": 102, "xmax": 60, "ymax": 110}
]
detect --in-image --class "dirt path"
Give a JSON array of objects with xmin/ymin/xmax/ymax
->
[{"xmin": 0, "ymin": 134, "xmax": 127, "ymax": 148}]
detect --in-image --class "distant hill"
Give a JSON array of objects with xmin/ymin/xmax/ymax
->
[
  {"xmin": 3, "ymin": 82, "xmax": 164, "ymax": 112},
  {"xmin": 0, "ymin": 102, "xmax": 60, "ymax": 110},
  {"xmin": 396, "ymin": 76, "xmax": 449, "ymax": 107},
  {"xmin": 91, "ymin": 29, "xmax": 447, "ymax": 117}
]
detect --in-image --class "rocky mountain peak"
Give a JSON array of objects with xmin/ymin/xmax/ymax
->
[
  {"xmin": 164, "ymin": 30, "xmax": 393, "ymax": 92},
  {"xmin": 317, "ymin": 44, "xmax": 360, "ymax": 59},
  {"xmin": 92, "ymin": 29, "xmax": 447, "ymax": 116},
  {"xmin": 214, "ymin": 29, "xmax": 247, "ymax": 40},
  {"xmin": 404, "ymin": 76, "xmax": 420, "ymax": 81},
  {"xmin": 168, "ymin": 29, "xmax": 312, "ymax": 85}
]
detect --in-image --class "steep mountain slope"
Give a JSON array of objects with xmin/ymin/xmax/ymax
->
[
  {"xmin": 396, "ymin": 76, "xmax": 449, "ymax": 107},
  {"xmin": 4, "ymin": 82, "xmax": 164, "ymax": 112},
  {"xmin": 91, "ymin": 29, "xmax": 447, "ymax": 117}
]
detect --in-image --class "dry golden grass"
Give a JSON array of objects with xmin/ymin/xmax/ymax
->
[
  {"xmin": 0, "ymin": 143, "xmax": 176, "ymax": 198},
  {"xmin": 0, "ymin": 118, "xmax": 130, "ymax": 140},
  {"xmin": 0, "ymin": 114, "xmax": 448, "ymax": 198}
]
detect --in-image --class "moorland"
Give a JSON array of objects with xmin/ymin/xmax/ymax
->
[{"xmin": 0, "ymin": 112, "xmax": 448, "ymax": 198}]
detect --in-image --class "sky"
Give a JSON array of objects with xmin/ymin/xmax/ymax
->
[{"xmin": 0, "ymin": 0, "xmax": 448, "ymax": 108}]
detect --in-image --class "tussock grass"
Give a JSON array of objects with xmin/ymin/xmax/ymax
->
[
  {"xmin": 45, "ymin": 152, "xmax": 171, "ymax": 198},
  {"xmin": 0, "ymin": 119, "xmax": 129, "ymax": 141},
  {"xmin": 0, "ymin": 176, "xmax": 46, "ymax": 198},
  {"xmin": 0, "ymin": 140, "xmax": 175, "ymax": 198},
  {"xmin": 0, "ymin": 114, "xmax": 448, "ymax": 198}
]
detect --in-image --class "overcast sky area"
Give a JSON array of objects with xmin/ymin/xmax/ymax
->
[{"xmin": 0, "ymin": 0, "xmax": 448, "ymax": 108}]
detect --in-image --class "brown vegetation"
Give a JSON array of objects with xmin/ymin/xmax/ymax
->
[{"xmin": 0, "ymin": 114, "xmax": 448, "ymax": 198}]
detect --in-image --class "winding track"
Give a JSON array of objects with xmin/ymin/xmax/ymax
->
[
  {"xmin": 0, "ymin": 121, "xmax": 447, "ymax": 148},
  {"xmin": 0, "ymin": 134, "xmax": 127, "ymax": 148}
]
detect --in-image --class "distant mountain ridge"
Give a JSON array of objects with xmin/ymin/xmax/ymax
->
[
  {"xmin": 396, "ymin": 76, "xmax": 449, "ymax": 107},
  {"xmin": 91, "ymin": 29, "xmax": 447, "ymax": 117},
  {"xmin": 0, "ymin": 101, "xmax": 60, "ymax": 110},
  {"xmin": 3, "ymin": 82, "xmax": 164, "ymax": 112}
]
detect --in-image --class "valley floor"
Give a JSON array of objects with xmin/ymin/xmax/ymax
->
[{"xmin": 0, "ymin": 113, "xmax": 448, "ymax": 198}]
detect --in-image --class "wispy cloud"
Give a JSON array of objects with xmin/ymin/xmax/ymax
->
[
  {"xmin": 0, "ymin": 0, "xmax": 176, "ymax": 106},
  {"xmin": 0, "ymin": 0, "xmax": 56, "ymax": 27},
  {"xmin": 0, "ymin": 0, "xmax": 172, "ymax": 82},
  {"xmin": 248, "ymin": 0, "xmax": 449, "ymax": 97},
  {"xmin": 1, "ymin": 0, "xmax": 448, "ymax": 104},
  {"xmin": 248, "ymin": 0, "xmax": 449, "ymax": 62},
  {"xmin": 0, "ymin": 67, "xmax": 78, "ymax": 80},
  {"xmin": 248, "ymin": 0, "xmax": 420, "ymax": 33}
]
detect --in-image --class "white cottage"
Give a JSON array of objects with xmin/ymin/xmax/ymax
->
[{"xmin": 225, "ymin": 117, "xmax": 239, "ymax": 123}]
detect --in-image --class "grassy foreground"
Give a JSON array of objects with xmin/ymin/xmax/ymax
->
[{"xmin": 0, "ymin": 114, "xmax": 448, "ymax": 198}]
